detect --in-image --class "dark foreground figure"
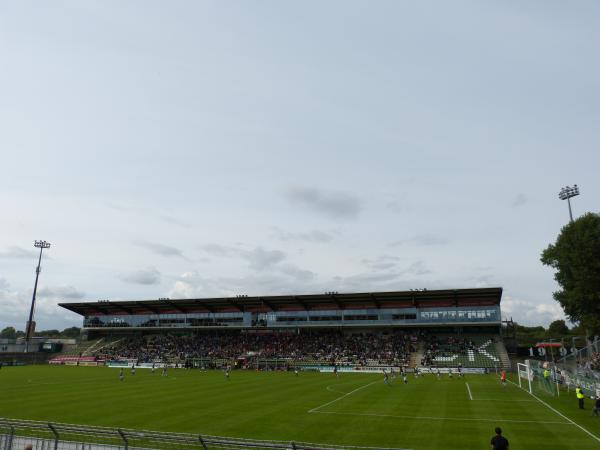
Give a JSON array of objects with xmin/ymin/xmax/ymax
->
[{"xmin": 490, "ymin": 427, "xmax": 509, "ymax": 450}]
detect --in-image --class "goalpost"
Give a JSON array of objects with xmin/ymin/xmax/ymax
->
[
  {"xmin": 517, "ymin": 362, "xmax": 532, "ymax": 394},
  {"xmin": 519, "ymin": 359, "xmax": 561, "ymax": 397}
]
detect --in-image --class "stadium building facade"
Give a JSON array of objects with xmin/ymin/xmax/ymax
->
[
  {"xmin": 58, "ymin": 288, "xmax": 508, "ymax": 372},
  {"xmin": 60, "ymin": 288, "xmax": 502, "ymax": 337}
]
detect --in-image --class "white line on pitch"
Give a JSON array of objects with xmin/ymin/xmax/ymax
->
[
  {"xmin": 308, "ymin": 380, "xmax": 380, "ymax": 413},
  {"xmin": 507, "ymin": 379, "xmax": 600, "ymax": 444},
  {"xmin": 465, "ymin": 382, "xmax": 473, "ymax": 401},
  {"xmin": 473, "ymin": 399, "xmax": 537, "ymax": 402},
  {"xmin": 312, "ymin": 410, "xmax": 572, "ymax": 425}
]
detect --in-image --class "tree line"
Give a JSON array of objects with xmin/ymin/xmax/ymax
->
[{"xmin": 0, "ymin": 326, "xmax": 81, "ymax": 339}]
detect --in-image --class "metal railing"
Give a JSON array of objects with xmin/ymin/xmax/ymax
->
[
  {"xmin": 0, "ymin": 419, "xmax": 410, "ymax": 450},
  {"xmin": 557, "ymin": 336, "xmax": 599, "ymax": 368}
]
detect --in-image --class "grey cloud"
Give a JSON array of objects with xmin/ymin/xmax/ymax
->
[
  {"xmin": 0, "ymin": 280, "xmax": 82, "ymax": 330},
  {"xmin": 170, "ymin": 252, "xmax": 317, "ymax": 298},
  {"xmin": 38, "ymin": 286, "xmax": 85, "ymax": 300},
  {"xmin": 167, "ymin": 257, "xmax": 433, "ymax": 305},
  {"xmin": 359, "ymin": 257, "xmax": 430, "ymax": 278},
  {"xmin": 279, "ymin": 264, "xmax": 317, "ymax": 282},
  {"xmin": 403, "ymin": 260, "xmax": 432, "ymax": 276},
  {"xmin": 120, "ymin": 267, "xmax": 161, "ymax": 285},
  {"xmin": 107, "ymin": 203, "xmax": 191, "ymax": 228},
  {"xmin": 285, "ymin": 187, "xmax": 361, "ymax": 219},
  {"xmin": 370, "ymin": 262, "xmax": 396, "ymax": 270},
  {"xmin": 331, "ymin": 272, "xmax": 442, "ymax": 294},
  {"xmin": 135, "ymin": 241, "xmax": 184, "ymax": 257},
  {"xmin": 334, "ymin": 271, "xmax": 401, "ymax": 285},
  {"xmin": 199, "ymin": 243, "xmax": 237, "ymax": 257},
  {"xmin": 512, "ymin": 193, "xmax": 528, "ymax": 207},
  {"xmin": 271, "ymin": 227, "xmax": 336, "ymax": 243},
  {"xmin": 158, "ymin": 214, "xmax": 192, "ymax": 228},
  {"xmin": 389, "ymin": 234, "xmax": 449, "ymax": 247},
  {"xmin": 502, "ymin": 296, "xmax": 564, "ymax": 326},
  {"xmin": 361, "ymin": 255, "xmax": 401, "ymax": 270},
  {"xmin": 386, "ymin": 200, "xmax": 404, "ymax": 214},
  {"xmin": 331, "ymin": 259, "xmax": 432, "ymax": 292},
  {"xmin": 169, "ymin": 271, "xmax": 323, "ymax": 300},
  {"xmin": 239, "ymin": 247, "xmax": 286, "ymax": 271},
  {"xmin": 0, "ymin": 246, "xmax": 37, "ymax": 259},
  {"xmin": 469, "ymin": 274, "xmax": 497, "ymax": 288},
  {"xmin": 107, "ymin": 203, "xmax": 140, "ymax": 213},
  {"xmin": 199, "ymin": 243, "xmax": 288, "ymax": 272}
]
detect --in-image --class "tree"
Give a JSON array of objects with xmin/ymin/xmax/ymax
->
[
  {"xmin": 547, "ymin": 319, "xmax": 569, "ymax": 337},
  {"xmin": 34, "ymin": 329, "xmax": 60, "ymax": 338},
  {"xmin": 541, "ymin": 212, "xmax": 600, "ymax": 334},
  {"xmin": 60, "ymin": 327, "xmax": 81, "ymax": 338},
  {"xmin": 0, "ymin": 326, "xmax": 17, "ymax": 339}
]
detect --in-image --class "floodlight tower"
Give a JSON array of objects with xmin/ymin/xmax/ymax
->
[
  {"xmin": 24, "ymin": 240, "xmax": 51, "ymax": 353},
  {"xmin": 558, "ymin": 185, "xmax": 580, "ymax": 223}
]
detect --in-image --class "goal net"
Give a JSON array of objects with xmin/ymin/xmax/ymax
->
[{"xmin": 520, "ymin": 360, "xmax": 560, "ymax": 397}]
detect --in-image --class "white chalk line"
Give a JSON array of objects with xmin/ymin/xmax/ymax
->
[
  {"xmin": 309, "ymin": 380, "xmax": 380, "ymax": 413},
  {"xmin": 465, "ymin": 382, "xmax": 536, "ymax": 402},
  {"xmin": 312, "ymin": 410, "xmax": 572, "ymax": 425},
  {"xmin": 507, "ymin": 379, "xmax": 600, "ymax": 444},
  {"xmin": 465, "ymin": 382, "xmax": 473, "ymax": 401}
]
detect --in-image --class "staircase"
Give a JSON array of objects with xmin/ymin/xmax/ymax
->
[
  {"xmin": 89, "ymin": 337, "xmax": 123, "ymax": 356},
  {"xmin": 495, "ymin": 340, "xmax": 512, "ymax": 370},
  {"xmin": 82, "ymin": 338, "xmax": 105, "ymax": 356},
  {"xmin": 61, "ymin": 338, "xmax": 103, "ymax": 356},
  {"xmin": 411, "ymin": 342, "xmax": 425, "ymax": 368}
]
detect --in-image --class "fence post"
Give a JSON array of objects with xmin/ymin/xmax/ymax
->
[
  {"xmin": 198, "ymin": 434, "xmax": 208, "ymax": 450},
  {"xmin": 118, "ymin": 429, "xmax": 128, "ymax": 450},
  {"xmin": 5, "ymin": 424, "xmax": 15, "ymax": 450},
  {"xmin": 48, "ymin": 423, "xmax": 59, "ymax": 450}
]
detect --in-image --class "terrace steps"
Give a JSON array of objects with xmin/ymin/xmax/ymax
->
[
  {"xmin": 60, "ymin": 338, "xmax": 103, "ymax": 356},
  {"xmin": 411, "ymin": 342, "xmax": 425, "ymax": 368},
  {"xmin": 495, "ymin": 340, "xmax": 512, "ymax": 370}
]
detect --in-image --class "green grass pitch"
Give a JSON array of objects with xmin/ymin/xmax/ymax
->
[{"xmin": 1, "ymin": 365, "xmax": 599, "ymax": 449}]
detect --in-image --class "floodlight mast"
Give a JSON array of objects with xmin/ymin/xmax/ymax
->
[
  {"xmin": 558, "ymin": 185, "xmax": 580, "ymax": 222},
  {"xmin": 24, "ymin": 240, "xmax": 51, "ymax": 353}
]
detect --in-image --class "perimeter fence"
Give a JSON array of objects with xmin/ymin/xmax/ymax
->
[{"xmin": 0, "ymin": 419, "xmax": 410, "ymax": 450}]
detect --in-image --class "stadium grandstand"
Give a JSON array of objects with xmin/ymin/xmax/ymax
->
[{"xmin": 57, "ymin": 287, "xmax": 510, "ymax": 372}]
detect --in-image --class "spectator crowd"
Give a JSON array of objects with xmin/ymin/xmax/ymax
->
[
  {"xmin": 96, "ymin": 330, "xmax": 418, "ymax": 367},
  {"xmin": 421, "ymin": 334, "xmax": 486, "ymax": 366}
]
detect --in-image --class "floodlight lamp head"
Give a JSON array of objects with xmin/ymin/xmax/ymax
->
[
  {"xmin": 558, "ymin": 185, "xmax": 580, "ymax": 201},
  {"xmin": 34, "ymin": 240, "xmax": 51, "ymax": 249}
]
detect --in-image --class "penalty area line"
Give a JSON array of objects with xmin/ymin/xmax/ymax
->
[
  {"xmin": 465, "ymin": 382, "xmax": 473, "ymax": 401},
  {"xmin": 312, "ymin": 410, "xmax": 572, "ymax": 425},
  {"xmin": 308, "ymin": 380, "xmax": 380, "ymax": 413},
  {"xmin": 507, "ymin": 379, "xmax": 600, "ymax": 444}
]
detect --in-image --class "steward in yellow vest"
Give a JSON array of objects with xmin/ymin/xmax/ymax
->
[{"xmin": 576, "ymin": 386, "xmax": 585, "ymax": 410}]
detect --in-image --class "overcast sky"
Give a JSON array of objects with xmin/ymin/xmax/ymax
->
[{"xmin": 1, "ymin": 1, "xmax": 599, "ymax": 331}]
